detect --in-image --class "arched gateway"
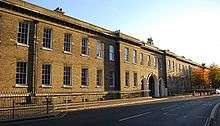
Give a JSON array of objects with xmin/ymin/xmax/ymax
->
[
  {"xmin": 147, "ymin": 73, "xmax": 160, "ymax": 97},
  {"xmin": 141, "ymin": 74, "xmax": 166, "ymax": 97}
]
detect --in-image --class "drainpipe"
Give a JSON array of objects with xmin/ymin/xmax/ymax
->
[{"xmin": 27, "ymin": 20, "xmax": 38, "ymax": 100}]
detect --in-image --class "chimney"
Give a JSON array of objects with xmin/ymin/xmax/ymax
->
[{"xmin": 54, "ymin": 7, "xmax": 65, "ymax": 14}]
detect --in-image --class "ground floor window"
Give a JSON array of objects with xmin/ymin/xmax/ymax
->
[
  {"xmin": 42, "ymin": 64, "xmax": 51, "ymax": 85},
  {"xmin": 81, "ymin": 68, "xmax": 88, "ymax": 86},
  {"xmin": 16, "ymin": 62, "xmax": 28, "ymax": 85}
]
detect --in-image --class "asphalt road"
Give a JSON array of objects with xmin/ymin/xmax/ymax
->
[{"xmin": 5, "ymin": 96, "xmax": 220, "ymax": 126}]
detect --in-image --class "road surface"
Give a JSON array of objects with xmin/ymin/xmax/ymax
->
[{"xmin": 5, "ymin": 96, "xmax": 220, "ymax": 126}]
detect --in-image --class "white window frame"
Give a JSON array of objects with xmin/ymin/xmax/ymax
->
[
  {"xmin": 153, "ymin": 57, "xmax": 157, "ymax": 67},
  {"xmin": 43, "ymin": 28, "xmax": 52, "ymax": 49},
  {"xmin": 124, "ymin": 48, "xmax": 129, "ymax": 62},
  {"xmin": 125, "ymin": 71, "xmax": 130, "ymax": 86},
  {"xmin": 16, "ymin": 62, "xmax": 28, "ymax": 85},
  {"xmin": 81, "ymin": 68, "xmax": 89, "ymax": 86},
  {"xmin": 148, "ymin": 55, "xmax": 151, "ymax": 66},
  {"xmin": 109, "ymin": 71, "xmax": 116, "ymax": 87},
  {"xmin": 140, "ymin": 53, "xmax": 143, "ymax": 65},
  {"xmin": 132, "ymin": 49, "xmax": 137, "ymax": 64},
  {"xmin": 96, "ymin": 69, "xmax": 103, "ymax": 87},
  {"xmin": 64, "ymin": 33, "xmax": 72, "ymax": 53},
  {"xmin": 81, "ymin": 38, "xmax": 89, "ymax": 56},
  {"xmin": 42, "ymin": 64, "xmax": 52, "ymax": 86},
  {"xmin": 96, "ymin": 41, "xmax": 104, "ymax": 58},
  {"xmin": 63, "ymin": 66, "xmax": 72, "ymax": 86},
  {"xmin": 17, "ymin": 22, "xmax": 30, "ymax": 45},
  {"xmin": 109, "ymin": 45, "xmax": 115, "ymax": 61}
]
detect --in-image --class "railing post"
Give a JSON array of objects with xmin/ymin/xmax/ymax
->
[
  {"xmin": 12, "ymin": 99, "xmax": 15, "ymax": 118},
  {"xmin": 46, "ymin": 97, "xmax": 49, "ymax": 114},
  {"xmin": 65, "ymin": 97, "xmax": 67, "ymax": 110},
  {"xmin": 83, "ymin": 94, "xmax": 86, "ymax": 110}
]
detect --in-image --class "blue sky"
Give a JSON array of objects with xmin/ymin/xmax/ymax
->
[{"xmin": 27, "ymin": 0, "xmax": 220, "ymax": 66}]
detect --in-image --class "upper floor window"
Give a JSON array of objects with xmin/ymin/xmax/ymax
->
[
  {"xmin": 179, "ymin": 64, "xmax": 181, "ymax": 71},
  {"xmin": 81, "ymin": 38, "xmax": 89, "ymax": 55},
  {"xmin": 168, "ymin": 60, "xmax": 171, "ymax": 70},
  {"xmin": 16, "ymin": 62, "xmax": 28, "ymax": 85},
  {"xmin": 124, "ymin": 48, "xmax": 129, "ymax": 62},
  {"xmin": 96, "ymin": 69, "xmax": 103, "ymax": 86},
  {"xmin": 96, "ymin": 41, "xmax": 104, "ymax": 58},
  {"xmin": 148, "ymin": 55, "xmax": 151, "ymax": 66},
  {"xmin": 42, "ymin": 64, "xmax": 51, "ymax": 85},
  {"xmin": 63, "ymin": 66, "xmax": 71, "ymax": 86},
  {"xmin": 132, "ymin": 50, "xmax": 137, "ymax": 64},
  {"xmin": 125, "ymin": 71, "xmax": 130, "ymax": 86},
  {"xmin": 81, "ymin": 68, "xmax": 89, "ymax": 86},
  {"xmin": 109, "ymin": 71, "xmax": 115, "ymax": 87},
  {"xmin": 172, "ymin": 61, "xmax": 175, "ymax": 70},
  {"xmin": 109, "ymin": 45, "xmax": 115, "ymax": 61},
  {"xmin": 153, "ymin": 57, "xmax": 157, "ymax": 67},
  {"xmin": 43, "ymin": 28, "xmax": 52, "ymax": 49},
  {"xmin": 64, "ymin": 34, "xmax": 72, "ymax": 52},
  {"xmin": 17, "ymin": 22, "xmax": 29, "ymax": 45},
  {"xmin": 140, "ymin": 53, "xmax": 143, "ymax": 65}
]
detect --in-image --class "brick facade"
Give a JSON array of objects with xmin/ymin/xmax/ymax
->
[{"xmin": 0, "ymin": 0, "xmax": 204, "ymax": 98}]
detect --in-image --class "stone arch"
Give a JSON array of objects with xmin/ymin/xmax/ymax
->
[{"xmin": 147, "ymin": 73, "xmax": 159, "ymax": 97}]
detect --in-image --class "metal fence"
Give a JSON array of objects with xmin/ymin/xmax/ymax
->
[{"xmin": 0, "ymin": 90, "xmax": 150, "ymax": 121}]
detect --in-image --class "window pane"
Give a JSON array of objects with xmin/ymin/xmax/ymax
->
[
  {"xmin": 125, "ymin": 71, "xmax": 129, "ymax": 86},
  {"xmin": 17, "ymin": 22, "xmax": 29, "ymax": 45},
  {"xmin": 63, "ymin": 67, "xmax": 71, "ymax": 85},
  {"xmin": 64, "ymin": 34, "xmax": 71, "ymax": 52},
  {"xmin": 16, "ymin": 62, "xmax": 27, "ymax": 85},
  {"xmin": 96, "ymin": 70, "xmax": 102, "ymax": 86},
  {"xmin": 109, "ymin": 45, "xmax": 115, "ymax": 61},
  {"xmin": 81, "ymin": 68, "xmax": 88, "ymax": 86},
  {"xmin": 82, "ymin": 38, "xmax": 88, "ymax": 55},
  {"xmin": 42, "ymin": 64, "xmax": 51, "ymax": 85},
  {"xmin": 43, "ymin": 29, "xmax": 52, "ymax": 49}
]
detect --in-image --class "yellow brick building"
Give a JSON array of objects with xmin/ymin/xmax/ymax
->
[{"xmin": 0, "ymin": 0, "xmax": 204, "ymax": 99}]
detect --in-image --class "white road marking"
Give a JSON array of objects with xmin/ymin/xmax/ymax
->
[{"xmin": 118, "ymin": 112, "xmax": 152, "ymax": 122}]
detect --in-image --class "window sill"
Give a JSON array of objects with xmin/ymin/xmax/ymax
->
[
  {"xmin": 80, "ymin": 85, "xmax": 89, "ymax": 88},
  {"xmin": 124, "ymin": 61, "xmax": 129, "ymax": 64},
  {"xmin": 109, "ymin": 59, "xmax": 115, "ymax": 62},
  {"xmin": 42, "ymin": 47, "xmax": 53, "ymax": 51},
  {"xmin": 109, "ymin": 85, "xmax": 115, "ymax": 88},
  {"xmin": 81, "ymin": 54, "xmax": 89, "ymax": 57},
  {"xmin": 96, "ymin": 57, "xmax": 103, "ymax": 60},
  {"xmin": 15, "ymin": 84, "xmax": 28, "ymax": 88},
  {"xmin": 62, "ymin": 85, "xmax": 72, "ymax": 88},
  {"xmin": 63, "ymin": 51, "xmax": 72, "ymax": 55},
  {"xmin": 41, "ymin": 85, "xmax": 52, "ymax": 88},
  {"xmin": 96, "ymin": 85, "xmax": 102, "ymax": 88},
  {"xmin": 17, "ymin": 43, "xmax": 29, "ymax": 47}
]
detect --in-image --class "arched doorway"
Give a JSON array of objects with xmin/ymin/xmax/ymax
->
[
  {"xmin": 149, "ymin": 76, "xmax": 155, "ymax": 96},
  {"xmin": 147, "ymin": 73, "xmax": 159, "ymax": 97}
]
